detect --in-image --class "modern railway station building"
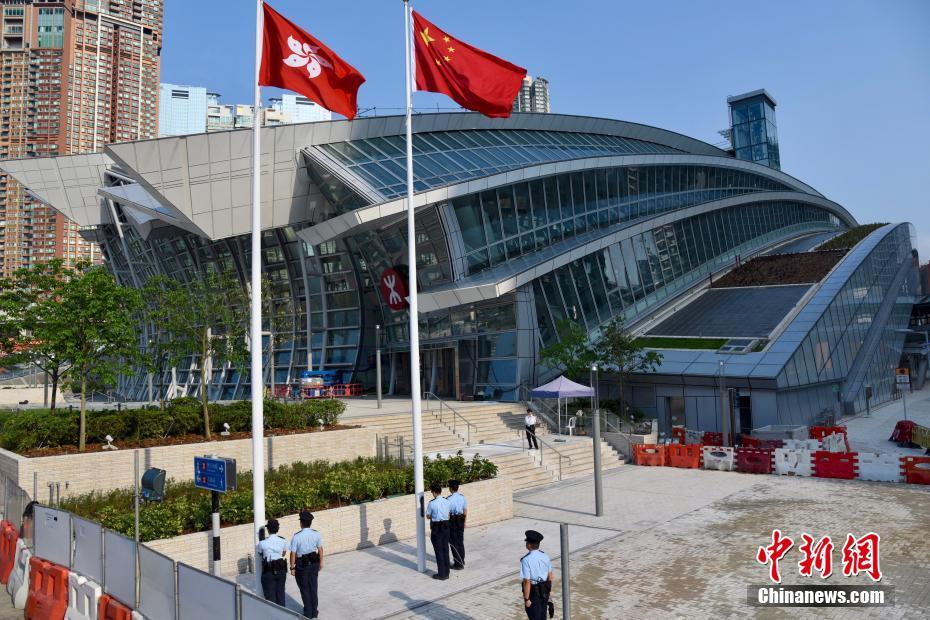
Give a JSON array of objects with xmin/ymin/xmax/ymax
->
[{"xmin": 1, "ymin": 109, "xmax": 919, "ymax": 432}]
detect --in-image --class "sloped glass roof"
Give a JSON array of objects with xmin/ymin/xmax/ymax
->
[{"xmin": 317, "ymin": 129, "xmax": 684, "ymax": 199}]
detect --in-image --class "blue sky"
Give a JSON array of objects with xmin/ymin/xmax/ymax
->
[{"xmin": 162, "ymin": 0, "xmax": 930, "ymax": 258}]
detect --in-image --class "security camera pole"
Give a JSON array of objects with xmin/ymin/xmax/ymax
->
[{"xmin": 590, "ymin": 364, "xmax": 603, "ymax": 517}]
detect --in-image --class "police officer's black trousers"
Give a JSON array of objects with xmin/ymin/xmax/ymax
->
[
  {"xmin": 261, "ymin": 568, "xmax": 286, "ymax": 607},
  {"xmin": 430, "ymin": 522, "xmax": 451, "ymax": 577},
  {"xmin": 526, "ymin": 425, "xmax": 539, "ymax": 449},
  {"xmin": 295, "ymin": 563, "xmax": 320, "ymax": 618},
  {"xmin": 525, "ymin": 593, "xmax": 547, "ymax": 620},
  {"xmin": 450, "ymin": 517, "xmax": 465, "ymax": 567}
]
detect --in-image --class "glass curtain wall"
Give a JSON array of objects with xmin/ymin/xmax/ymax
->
[
  {"xmin": 777, "ymin": 225, "xmax": 914, "ymax": 414},
  {"xmin": 318, "ymin": 129, "xmax": 684, "ymax": 200},
  {"xmin": 532, "ymin": 201, "xmax": 839, "ymax": 349},
  {"xmin": 452, "ymin": 165, "xmax": 798, "ymax": 276}
]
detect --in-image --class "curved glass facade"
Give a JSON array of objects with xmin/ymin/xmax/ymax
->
[
  {"xmin": 451, "ymin": 164, "xmax": 795, "ymax": 275},
  {"xmin": 531, "ymin": 201, "xmax": 838, "ymax": 348},
  {"xmin": 776, "ymin": 224, "xmax": 915, "ymax": 416},
  {"xmin": 318, "ymin": 129, "xmax": 684, "ymax": 199}
]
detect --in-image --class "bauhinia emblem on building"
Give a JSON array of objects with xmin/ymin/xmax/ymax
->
[
  {"xmin": 283, "ymin": 35, "xmax": 333, "ymax": 79},
  {"xmin": 379, "ymin": 268, "xmax": 409, "ymax": 311}
]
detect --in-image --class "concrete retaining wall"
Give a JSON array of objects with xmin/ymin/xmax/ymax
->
[
  {"xmin": 0, "ymin": 426, "xmax": 375, "ymax": 500},
  {"xmin": 145, "ymin": 476, "xmax": 513, "ymax": 576}
]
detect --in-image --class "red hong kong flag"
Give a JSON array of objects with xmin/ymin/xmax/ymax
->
[
  {"xmin": 413, "ymin": 10, "xmax": 526, "ymax": 118},
  {"xmin": 259, "ymin": 2, "xmax": 365, "ymax": 120}
]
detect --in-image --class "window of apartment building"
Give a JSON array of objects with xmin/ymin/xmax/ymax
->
[{"xmin": 37, "ymin": 8, "xmax": 65, "ymax": 49}]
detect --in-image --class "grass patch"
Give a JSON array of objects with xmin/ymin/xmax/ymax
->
[
  {"xmin": 634, "ymin": 336, "xmax": 728, "ymax": 350},
  {"xmin": 816, "ymin": 223, "xmax": 887, "ymax": 251}
]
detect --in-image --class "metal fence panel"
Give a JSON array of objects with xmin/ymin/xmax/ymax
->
[
  {"xmin": 177, "ymin": 563, "xmax": 237, "ymax": 620},
  {"xmin": 103, "ymin": 529, "xmax": 137, "ymax": 608},
  {"xmin": 240, "ymin": 590, "xmax": 307, "ymax": 620},
  {"xmin": 34, "ymin": 505, "xmax": 70, "ymax": 567},
  {"xmin": 5, "ymin": 479, "xmax": 24, "ymax": 529},
  {"xmin": 72, "ymin": 516, "xmax": 103, "ymax": 584},
  {"xmin": 139, "ymin": 545, "xmax": 177, "ymax": 620}
]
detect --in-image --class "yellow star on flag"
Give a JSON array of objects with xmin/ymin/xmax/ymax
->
[
  {"xmin": 444, "ymin": 55, "xmax": 451, "ymax": 62},
  {"xmin": 420, "ymin": 27, "xmax": 435, "ymax": 46},
  {"xmin": 447, "ymin": 46, "xmax": 455, "ymax": 53},
  {"xmin": 443, "ymin": 36, "xmax": 450, "ymax": 43}
]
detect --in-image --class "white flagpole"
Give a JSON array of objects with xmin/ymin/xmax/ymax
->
[
  {"xmin": 403, "ymin": 0, "xmax": 427, "ymax": 574},
  {"xmin": 251, "ymin": 0, "xmax": 266, "ymax": 592}
]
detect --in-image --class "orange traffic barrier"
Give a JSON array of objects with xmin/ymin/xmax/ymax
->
[
  {"xmin": 901, "ymin": 455, "xmax": 930, "ymax": 485},
  {"xmin": 98, "ymin": 594, "xmax": 133, "ymax": 620},
  {"xmin": 25, "ymin": 556, "xmax": 68, "ymax": 620},
  {"xmin": 633, "ymin": 444, "xmax": 666, "ymax": 466},
  {"xmin": 0, "ymin": 520, "xmax": 18, "ymax": 584},
  {"xmin": 809, "ymin": 426, "xmax": 850, "ymax": 450},
  {"xmin": 666, "ymin": 444, "xmax": 702, "ymax": 468}
]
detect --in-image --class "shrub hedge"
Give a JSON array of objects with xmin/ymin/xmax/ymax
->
[
  {"xmin": 0, "ymin": 397, "xmax": 346, "ymax": 453},
  {"xmin": 59, "ymin": 453, "xmax": 498, "ymax": 542}
]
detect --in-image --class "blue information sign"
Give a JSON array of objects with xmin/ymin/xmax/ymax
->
[{"xmin": 194, "ymin": 456, "xmax": 236, "ymax": 493}]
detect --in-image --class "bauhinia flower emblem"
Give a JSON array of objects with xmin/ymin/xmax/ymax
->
[{"xmin": 283, "ymin": 35, "xmax": 333, "ymax": 79}]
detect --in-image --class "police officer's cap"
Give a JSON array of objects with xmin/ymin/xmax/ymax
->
[
  {"xmin": 299, "ymin": 510, "xmax": 314, "ymax": 524},
  {"xmin": 448, "ymin": 479, "xmax": 460, "ymax": 487},
  {"xmin": 524, "ymin": 530, "xmax": 544, "ymax": 543}
]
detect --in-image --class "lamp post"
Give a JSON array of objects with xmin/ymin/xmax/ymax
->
[
  {"xmin": 719, "ymin": 360, "xmax": 729, "ymax": 446},
  {"xmin": 375, "ymin": 324, "xmax": 383, "ymax": 409},
  {"xmin": 590, "ymin": 364, "xmax": 603, "ymax": 517}
]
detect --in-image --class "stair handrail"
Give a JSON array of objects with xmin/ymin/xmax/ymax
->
[
  {"xmin": 522, "ymin": 428, "xmax": 572, "ymax": 481},
  {"xmin": 423, "ymin": 392, "xmax": 476, "ymax": 446}
]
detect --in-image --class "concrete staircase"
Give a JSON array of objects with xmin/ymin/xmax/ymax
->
[{"xmin": 354, "ymin": 402, "xmax": 625, "ymax": 493}]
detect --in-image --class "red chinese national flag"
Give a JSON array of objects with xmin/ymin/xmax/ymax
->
[
  {"xmin": 259, "ymin": 3, "xmax": 365, "ymax": 120},
  {"xmin": 412, "ymin": 11, "xmax": 526, "ymax": 118}
]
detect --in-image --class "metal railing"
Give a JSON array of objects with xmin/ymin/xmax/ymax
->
[
  {"xmin": 423, "ymin": 392, "xmax": 477, "ymax": 446},
  {"xmin": 376, "ymin": 434, "xmax": 413, "ymax": 465},
  {"xmin": 521, "ymin": 428, "xmax": 572, "ymax": 481}
]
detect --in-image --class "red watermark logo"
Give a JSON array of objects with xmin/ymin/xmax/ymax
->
[{"xmin": 757, "ymin": 531, "xmax": 881, "ymax": 584}]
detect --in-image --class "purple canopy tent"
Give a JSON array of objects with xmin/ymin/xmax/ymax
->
[{"xmin": 530, "ymin": 376, "xmax": 593, "ymax": 434}]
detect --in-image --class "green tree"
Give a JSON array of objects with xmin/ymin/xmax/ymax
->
[
  {"xmin": 539, "ymin": 319, "xmax": 598, "ymax": 380},
  {"xmin": 0, "ymin": 260, "xmax": 75, "ymax": 410},
  {"xmin": 56, "ymin": 266, "xmax": 143, "ymax": 451},
  {"xmin": 595, "ymin": 316, "xmax": 663, "ymax": 415},
  {"xmin": 263, "ymin": 276, "xmax": 295, "ymax": 399},
  {"xmin": 172, "ymin": 270, "xmax": 249, "ymax": 439},
  {"xmin": 140, "ymin": 276, "xmax": 196, "ymax": 410}
]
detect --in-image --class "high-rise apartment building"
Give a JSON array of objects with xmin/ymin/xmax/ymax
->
[
  {"xmin": 0, "ymin": 0, "xmax": 163, "ymax": 277},
  {"xmin": 159, "ymin": 83, "xmax": 207, "ymax": 136},
  {"xmin": 512, "ymin": 76, "xmax": 550, "ymax": 113}
]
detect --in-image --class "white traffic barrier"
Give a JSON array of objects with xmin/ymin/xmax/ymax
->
[
  {"xmin": 6, "ymin": 538, "xmax": 31, "ymax": 609},
  {"xmin": 702, "ymin": 446, "xmax": 735, "ymax": 471},
  {"xmin": 65, "ymin": 572, "xmax": 104, "ymax": 620},
  {"xmin": 857, "ymin": 453, "xmax": 903, "ymax": 482},
  {"xmin": 132, "ymin": 612, "xmax": 145, "ymax": 620},
  {"xmin": 774, "ymin": 448, "xmax": 813, "ymax": 476},
  {"xmin": 783, "ymin": 439, "xmax": 820, "ymax": 451},
  {"xmin": 821, "ymin": 433, "xmax": 847, "ymax": 453}
]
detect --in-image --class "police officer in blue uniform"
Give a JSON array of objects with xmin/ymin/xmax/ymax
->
[
  {"xmin": 425, "ymin": 482, "xmax": 452, "ymax": 580},
  {"xmin": 289, "ymin": 511, "xmax": 324, "ymax": 618},
  {"xmin": 447, "ymin": 479, "xmax": 468, "ymax": 569},
  {"xmin": 257, "ymin": 519, "xmax": 288, "ymax": 606},
  {"xmin": 521, "ymin": 530, "xmax": 553, "ymax": 620}
]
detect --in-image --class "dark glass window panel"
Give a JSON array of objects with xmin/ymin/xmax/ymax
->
[
  {"xmin": 514, "ymin": 183, "xmax": 533, "ymax": 233},
  {"xmin": 476, "ymin": 359, "xmax": 517, "ymax": 384},
  {"xmin": 480, "ymin": 190, "xmax": 504, "ymax": 243},
  {"xmin": 452, "ymin": 195, "xmax": 486, "ymax": 252},
  {"xmin": 478, "ymin": 332, "xmax": 517, "ymax": 357},
  {"xmin": 498, "ymin": 187, "xmax": 519, "ymax": 237}
]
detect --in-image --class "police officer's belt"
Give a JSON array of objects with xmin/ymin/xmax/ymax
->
[
  {"xmin": 530, "ymin": 581, "xmax": 551, "ymax": 599},
  {"xmin": 262, "ymin": 558, "xmax": 287, "ymax": 575},
  {"xmin": 450, "ymin": 514, "xmax": 466, "ymax": 523},
  {"xmin": 297, "ymin": 551, "xmax": 320, "ymax": 567},
  {"xmin": 429, "ymin": 520, "xmax": 449, "ymax": 530}
]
